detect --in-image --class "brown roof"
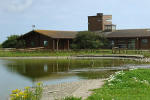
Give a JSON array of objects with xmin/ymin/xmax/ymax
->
[
  {"xmin": 106, "ymin": 29, "xmax": 150, "ymax": 38},
  {"xmin": 21, "ymin": 29, "xmax": 150, "ymax": 40},
  {"xmin": 34, "ymin": 30, "xmax": 78, "ymax": 39}
]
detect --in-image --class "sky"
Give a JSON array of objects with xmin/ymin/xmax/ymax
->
[{"xmin": 0, "ymin": 0, "xmax": 150, "ymax": 43}]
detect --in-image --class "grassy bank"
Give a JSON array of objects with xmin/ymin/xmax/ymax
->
[
  {"xmin": 0, "ymin": 49, "xmax": 111, "ymax": 57},
  {"xmin": 86, "ymin": 69, "xmax": 150, "ymax": 100},
  {"xmin": 0, "ymin": 49, "xmax": 150, "ymax": 57}
]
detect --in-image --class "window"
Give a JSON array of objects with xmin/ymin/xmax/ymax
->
[
  {"xmin": 112, "ymin": 25, "xmax": 116, "ymax": 31},
  {"xmin": 44, "ymin": 41, "xmax": 48, "ymax": 46},
  {"xmin": 141, "ymin": 39, "xmax": 148, "ymax": 44},
  {"xmin": 106, "ymin": 19, "xmax": 112, "ymax": 22},
  {"xmin": 97, "ymin": 19, "xmax": 101, "ymax": 22},
  {"xmin": 111, "ymin": 40, "xmax": 114, "ymax": 45},
  {"xmin": 117, "ymin": 40, "xmax": 127, "ymax": 48},
  {"xmin": 31, "ymin": 42, "xmax": 34, "ymax": 47},
  {"xmin": 104, "ymin": 25, "xmax": 112, "ymax": 31},
  {"xmin": 128, "ymin": 39, "xmax": 136, "ymax": 49}
]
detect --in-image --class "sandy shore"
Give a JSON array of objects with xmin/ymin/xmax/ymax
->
[{"xmin": 41, "ymin": 79, "xmax": 105, "ymax": 100}]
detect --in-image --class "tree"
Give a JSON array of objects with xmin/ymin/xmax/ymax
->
[
  {"xmin": 2, "ymin": 35, "xmax": 25, "ymax": 48},
  {"xmin": 0, "ymin": 44, "xmax": 2, "ymax": 48},
  {"xmin": 71, "ymin": 31, "xmax": 109, "ymax": 49}
]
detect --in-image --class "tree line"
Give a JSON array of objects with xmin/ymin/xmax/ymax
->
[{"xmin": 1, "ymin": 35, "xmax": 25, "ymax": 48}]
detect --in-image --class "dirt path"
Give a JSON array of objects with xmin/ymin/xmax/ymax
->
[{"xmin": 41, "ymin": 79, "xmax": 105, "ymax": 100}]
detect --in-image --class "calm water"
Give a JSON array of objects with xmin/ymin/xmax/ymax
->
[{"xmin": 0, "ymin": 58, "xmax": 148, "ymax": 100}]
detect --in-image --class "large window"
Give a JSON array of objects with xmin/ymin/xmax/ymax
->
[
  {"xmin": 117, "ymin": 40, "xmax": 127, "ymax": 48},
  {"xmin": 44, "ymin": 40, "xmax": 48, "ymax": 46},
  {"xmin": 128, "ymin": 39, "xmax": 136, "ymax": 49},
  {"xmin": 141, "ymin": 39, "xmax": 148, "ymax": 44},
  {"xmin": 104, "ymin": 25, "xmax": 116, "ymax": 31},
  {"xmin": 105, "ymin": 25, "xmax": 112, "ymax": 30}
]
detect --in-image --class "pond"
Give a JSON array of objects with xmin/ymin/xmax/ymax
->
[{"xmin": 0, "ymin": 58, "xmax": 149, "ymax": 100}]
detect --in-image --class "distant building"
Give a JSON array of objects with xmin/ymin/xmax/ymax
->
[
  {"xmin": 19, "ymin": 12, "xmax": 150, "ymax": 50},
  {"xmin": 88, "ymin": 13, "xmax": 116, "ymax": 32}
]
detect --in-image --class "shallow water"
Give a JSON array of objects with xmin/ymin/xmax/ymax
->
[{"xmin": 0, "ymin": 58, "xmax": 148, "ymax": 100}]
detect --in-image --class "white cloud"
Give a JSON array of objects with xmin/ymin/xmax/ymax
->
[{"xmin": 0, "ymin": 0, "xmax": 33, "ymax": 12}]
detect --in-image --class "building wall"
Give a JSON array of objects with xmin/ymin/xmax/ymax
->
[
  {"xmin": 109, "ymin": 37, "xmax": 150, "ymax": 50},
  {"xmin": 23, "ymin": 31, "xmax": 53, "ymax": 49},
  {"xmin": 88, "ymin": 13, "xmax": 112, "ymax": 31},
  {"xmin": 21, "ymin": 31, "xmax": 71, "ymax": 50},
  {"xmin": 139, "ymin": 38, "xmax": 150, "ymax": 49}
]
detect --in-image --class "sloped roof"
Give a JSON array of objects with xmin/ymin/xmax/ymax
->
[
  {"xmin": 20, "ymin": 29, "xmax": 150, "ymax": 40},
  {"xmin": 35, "ymin": 30, "xmax": 78, "ymax": 39},
  {"xmin": 106, "ymin": 29, "xmax": 150, "ymax": 38}
]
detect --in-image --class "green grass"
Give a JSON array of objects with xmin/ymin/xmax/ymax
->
[
  {"xmin": 87, "ymin": 69, "xmax": 150, "ymax": 100},
  {"xmin": 0, "ymin": 49, "xmax": 111, "ymax": 57},
  {"xmin": 0, "ymin": 49, "xmax": 149, "ymax": 57},
  {"xmin": 63, "ymin": 97, "xmax": 82, "ymax": 100}
]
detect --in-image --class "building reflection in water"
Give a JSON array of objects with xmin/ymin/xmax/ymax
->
[{"xmin": 4, "ymin": 59, "xmax": 140, "ymax": 83}]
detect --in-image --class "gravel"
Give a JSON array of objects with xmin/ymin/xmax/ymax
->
[{"xmin": 41, "ymin": 79, "xmax": 105, "ymax": 100}]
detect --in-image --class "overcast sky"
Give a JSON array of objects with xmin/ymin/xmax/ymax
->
[{"xmin": 0, "ymin": 0, "xmax": 150, "ymax": 43}]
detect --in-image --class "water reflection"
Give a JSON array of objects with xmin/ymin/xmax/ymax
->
[
  {"xmin": 0, "ymin": 58, "xmax": 148, "ymax": 100},
  {"xmin": 4, "ymin": 59, "xmax": 143, "ymax": 81}
]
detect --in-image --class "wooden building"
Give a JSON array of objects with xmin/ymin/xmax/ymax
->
[
  {"xmin": 19, "ymin": 29, "xmax": 150, "ymax": 50},
  {"xmin": 19, "ymin": 13, "xmax": 150, "ymax": 50},
  {"xmin": 106, "ymin": 29, "xmax": 150, "ymax": 50},
  {"xmin": 19, "ymin": 30, "xmax": 78, "ymax": 50},
  {"xmin": 88, "ymin": 13, "xmax": 150, "ymax": 50}
]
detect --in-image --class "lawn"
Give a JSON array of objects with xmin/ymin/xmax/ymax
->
[
  {"xmin": 0, "ymin": 49, "xmax": 112, "ymax": 57},
  {"xmin": 0, "ymin": 49, "xmax": 150, "ymax": 57},
  {"xmin": 87, "ymin": 69, "xmax": 150, "ymax": 100}
]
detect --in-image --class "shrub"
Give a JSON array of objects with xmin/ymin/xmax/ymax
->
[
  {"xmin": 71, "ymin": 31, "xmax": 109, "ymax": 49},
  {"xmin": 10, "ymin": 82, "xmax": 43, "ymax": 100},
  {"xmin": 2, "ymin": 35, "xmax": 25, "ymax": 48}
]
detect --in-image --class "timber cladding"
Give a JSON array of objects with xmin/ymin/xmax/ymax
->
[
  {"xmin": 105, "ymin": 29, "xmax": 150, "ymax": 50},
  {"xmin": 19, "ymin": 29, "xmax": 150, "ymax": 50},
  {"xmin": 19, "ymin": 30, "xmax": 77, "ymax": 50}
]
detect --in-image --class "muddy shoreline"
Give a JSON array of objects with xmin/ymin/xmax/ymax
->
[{"xmin": 41, "ymin": 79, "xmax": 105, "ymax": 100}]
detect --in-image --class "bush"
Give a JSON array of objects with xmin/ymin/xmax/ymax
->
[
  {"xmin": 0, "ymin": 44, "xmax": 2, "ymax": 48},
  {"xmin": 71, "ymin": 31, "xmax": 109, "ymax": 49},
  {"xmin": 10, "ymin": 82, "xmax": 43, "ymax": 100},
  {"xmin": 2, "ymin": 35, "xmax": 25, "ymax": 48}
]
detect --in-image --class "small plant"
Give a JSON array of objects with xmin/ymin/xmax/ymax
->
[{"xmin": 10, "ymin": 82, "xmax": 43, "ymax": 100}]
